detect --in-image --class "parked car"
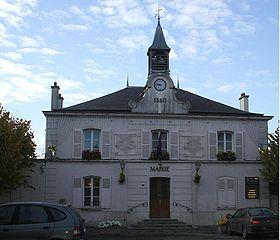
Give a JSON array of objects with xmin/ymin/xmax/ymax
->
[
  {"xmin": 227, "ymin": 207, "xmax": 279, "ymax": 239},
  {"xmin": 0, "ymin": 202, "xmax": 87, "ymax": 240}
]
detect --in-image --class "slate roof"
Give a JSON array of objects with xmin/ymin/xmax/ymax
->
[
  {"xmin": 54, "ymin": 86, "xmax": 263, "ymax": 117},
  {"xmin": 148, "ymin": 20, "xmax": 171, "ymax": 51}
]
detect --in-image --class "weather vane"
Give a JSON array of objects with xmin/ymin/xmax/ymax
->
[{"xmin": 155, "ymin": 5, "xmax": 162, "ymax": 21}]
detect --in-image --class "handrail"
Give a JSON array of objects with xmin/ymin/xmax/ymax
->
[
  {"xmin": 128, "ymin": 201, "xmax": 148, "ymax": 213},
  {"xmin": 173, "ymin": 201, "xmax": 193, "ymax": 213}
]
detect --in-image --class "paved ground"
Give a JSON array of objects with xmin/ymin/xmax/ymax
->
[{"xmin": 87, "ymin": 226, "xmax": 278, "ymax": 240}]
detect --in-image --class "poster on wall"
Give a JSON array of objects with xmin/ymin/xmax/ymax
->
[{"xmin": 245, "ymin": 177, "xmax": 259, "ymax": 199}]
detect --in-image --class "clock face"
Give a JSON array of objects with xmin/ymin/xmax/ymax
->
[{"xmin": 154, "ymin": 79, "xmax": 166, "ymax": 91}]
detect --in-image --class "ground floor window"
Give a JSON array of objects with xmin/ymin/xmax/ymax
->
[
  {"xmin": 217, "ymin": 176, "xmax": 236, "ymax": 209},
  {"xmin": 84, "ymin": 176, "xmax": 100, "ymax": 207}
]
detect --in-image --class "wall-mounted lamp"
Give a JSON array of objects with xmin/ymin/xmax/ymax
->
[
  {"xmin": 120, "ymin": 160, "xmax": 125, "ymax": 172},
  {"xmin": 119, "ymin": 160, "xmax": 126, "ymax": 184}
]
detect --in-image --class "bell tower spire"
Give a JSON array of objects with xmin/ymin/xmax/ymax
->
[{"xmin": 147, "ymin": 10, "xmax": 171, "ymax": 75}]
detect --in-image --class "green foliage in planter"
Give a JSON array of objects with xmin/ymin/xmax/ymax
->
[
  {"xmin": 82, "ymin": 150, "xmax": 101, "ymax": 160},
  {"xmin": 193, "ymin": 174, "xmax": 201, "ymax": 183},
  {"xmin": 149, "ymin": 150, "xmax": 170, "ymax": 160},
  {"xmin": 119, "ymin": 172, "xmax": 125, "ymax": 184},
  {"xmin": 216, "ymin": 151, "xmax": 236, "ymax": 161}
]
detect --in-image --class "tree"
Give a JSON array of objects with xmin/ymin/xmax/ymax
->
[
  {"xmin": 259, "ymin": 127, "xmax": 279, "ymax": 195},
  {"xmin": 0, "ymin": 105, "xmax": 36, "ymax": 195}
]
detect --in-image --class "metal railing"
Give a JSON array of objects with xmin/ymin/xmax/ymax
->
[
  {"xmin": 128, "ymin": 201, "xmax": 148, "ymax": 213},
  {"xmin": 173, "ymin": 201, "xmax": 193, "ymax": 213}
]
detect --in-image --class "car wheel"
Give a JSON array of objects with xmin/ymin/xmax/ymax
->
[{"xmin": 242, "ymin": 227, "xmax": 250, "ymax": 239}]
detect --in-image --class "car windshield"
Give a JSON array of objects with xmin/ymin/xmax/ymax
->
[{"xmin": 248, "ymin": 208, "xmax": 277, "ymax": 216}]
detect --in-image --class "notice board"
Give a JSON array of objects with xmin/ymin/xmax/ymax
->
[{"xmin": 245, "ymin": 177, "xmax": 259, "ymax": 199}]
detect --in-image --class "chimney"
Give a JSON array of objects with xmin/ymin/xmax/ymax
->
[
  {"xmin": 239, "ymin": 93, "xmax": 249, "ymax": 112},
  {"xmin": 51, "ymin": 82, "xmax": 60, "ymax": 110},
  {"xmin": 58, "ymin": 94, "xmax": 64, "ymax": 109}
]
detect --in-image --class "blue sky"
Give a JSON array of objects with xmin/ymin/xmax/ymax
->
[{"xmin": 0, "ymin": 0, "xmax": 278, "ymax": 157}]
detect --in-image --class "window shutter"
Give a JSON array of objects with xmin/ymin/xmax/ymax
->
[
  {"xmin": 102, "ymin": 131, "xmax": 111, "ymax": 159},
  {"xmin": 208, "ymin": 132, "xmax": 217, "ymax": 160},
  {"xmin": 141, "ymin": 131, "xmax": 150, "ymax": 159},
  {"xmin": 72, "ymin": 176, "xmax": 82, "ymax": 207},
  {"xmin": 73, "ymin": 129, "xmax": 82, "ymax": 159},
  {"xmin": 217, "ymin": 178, "xmax": 226, "ymax": 208},
  {"xmin": 226, "ymin": 179, "xmax": 235, "ymax": 208},
  {"xmin": 101, "ymin": 177, "xmax": 111, "ymax": 209},
  {"xmin": 235, "ymin": 132, "xmax": 243, "ymax": 160},
  {"xmin": 170, "ymin": 131, "xmax": 179, "ymax": 160}
]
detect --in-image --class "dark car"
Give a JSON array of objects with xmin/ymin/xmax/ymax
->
[
  {"xmin": 227, "ymin": 207, "xmax": 279, "ymax": 239},
  {"xmin": 0, "ymin": 202, "xmax": 87, "ymax": 240}
]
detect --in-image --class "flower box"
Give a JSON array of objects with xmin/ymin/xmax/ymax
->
[
  {"xmin": 82, "ymin": 150, "xmax": 101, "ymax": 160},
  {"xmin": 216, "ymin": 151, "xmax": 236, "ymax": 162},
  {"xmin": 149, "ymin": 151, "xmax": 170, "ymax": 160}
]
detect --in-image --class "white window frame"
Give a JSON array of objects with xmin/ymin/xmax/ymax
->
[
  {"xmin": 83, "ymin": 176, "xmax": 101, "ymax": 207},
  {"xmin": 217, "ymin": 131, "xmax": 233, "ymax": 152},
  {"xmin": 151, "ymin": 130, "xmax": 168, "ymax": 152},
  {"xmin": 83, "ymin": 129, "xmax": 101, "ymax": 151}
]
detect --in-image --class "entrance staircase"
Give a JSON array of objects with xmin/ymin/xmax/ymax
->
[{"xmin": 128, "ymin": 218, "xmax": 196, "ymax": 235}]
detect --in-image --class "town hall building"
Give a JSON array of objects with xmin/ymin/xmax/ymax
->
[{"xmin": 2, "ymin": 18, "xmax": 273, "ymax": 226}]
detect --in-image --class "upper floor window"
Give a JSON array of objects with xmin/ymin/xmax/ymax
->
[
  {"xmin": 218, "ymin": 131, "xmax": 233, "ymax": 152},
  {"xmin": 83, "ymin": 129, "xmax": 100, "ymax": 151},
  {"xmin": 84, "ymin": 176, "xmax": 100, "ymax": 207},
  {"xmin": 152, "ymin": 130, "xmax": 168, "ymax": 152}
]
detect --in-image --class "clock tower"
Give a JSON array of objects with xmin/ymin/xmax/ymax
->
[
  {"xmin": 129, "ymin": 17, "xmax": 190, "ymax": 114},
  {"xmin": 147, "ymin": 17, "xmax": 170, "ymax": 75}
]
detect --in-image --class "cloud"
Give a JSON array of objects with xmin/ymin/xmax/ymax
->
[
  {"xmin": 88, "ymin": 5, "xmax": 102, "ymax": 15},
  {"xmin": 212, "ymin": 57, "xmax": 232, "ymax": 65},
  {"xmin": 83, "ymin": 59, "xmax": 116, "ymax": 78},
  {"xmin": 59, "ymin": 23, "xmax": 90, "ymax": 32},
  {"xmin": 18, "ymin": 47, "xmax": 63, "ymax": 56},
  {"xmin": 0, "ymin": 0, "xmax": 37, "ymax": 28},
  {"xmin": 117, "ymin": 33, "xmax": 149, "ymax": 51},
  {"xmin": 217, "ymin": 83, "xmax": 247, "ymax": 93},
  {"xmin": 0, "ymin": 51, "xmax": 22, "ymax": 60},
  {"xmin": 19, "ymin": 36, "xmax": 43, "ymax": 47}
]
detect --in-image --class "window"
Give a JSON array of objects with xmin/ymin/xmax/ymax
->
[
  {"xmin": 18, "ymin": 205, "xmax": 48, "ymax": 224},
  {"xmin": 218, "ymin": 131, "xmax": 233, "ymax": 152},
  {"xmin": 47, "ymin": 207, "xmax": 66, "ymax": 222},
  {"xmin": 217, "ymin": 177, "xmax": 236, "ymax": 209},
  {"xmin": 152, "ymin": 130, "xmax": 168, "ymax": 152},
  {"xmin": 0, "ymin": 205, "xmax": 16, "ymax": 225},
  {"xmin": 84, "ymin": 176, "xmax": 100, "ymax": 207},
  {"xmin": 83, "ymin": 129, "xmax": 100, "ymax": 151}
]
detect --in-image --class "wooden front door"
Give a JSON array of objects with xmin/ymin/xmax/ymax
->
[{"xmin": 150, "ymin": 177, "xmax": 170, "ymax": 218}]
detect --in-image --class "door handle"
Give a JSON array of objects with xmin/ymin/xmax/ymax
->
[
  {"xmin": 43, "ymin": 226, "xmax": 50, "ymax": 230},
  {"xmin": 3, "ymin": 228, "xmax": 10, "ymax": 232}
]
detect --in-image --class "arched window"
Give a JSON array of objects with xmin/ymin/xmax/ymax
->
[
  {"xmin": 83, "ymin": 176, "xmax": 100, "ymax": 207},
  {"xmin": 218, "ymin": 131, "xmax": 233, "ymax": 152},
  {"xmin": 152, "ymin": 130, "xmax": 168, "ymax": 152},
  {"xmin": 83, "ymin": 129, "xmax": 100, "ymax": 151}
]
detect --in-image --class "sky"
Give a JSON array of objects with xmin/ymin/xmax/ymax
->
[{"xmin": 0, "ymin": 0, "xmax": 278, "ymax": 157}]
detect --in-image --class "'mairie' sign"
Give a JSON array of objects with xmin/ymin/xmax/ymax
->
[{"xmin": 150, "ymin": 165, "xmax": 170, "ymax": 172}]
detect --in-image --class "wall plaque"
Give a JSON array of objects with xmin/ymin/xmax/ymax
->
[{"xmin": 150, "ymin": 164, "xmax": 170, "ymax": 172}]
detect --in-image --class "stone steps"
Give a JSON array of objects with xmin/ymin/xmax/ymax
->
[{"xmin": 128, "ymin": 218, "xmax": 193, "ymax": 232}]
